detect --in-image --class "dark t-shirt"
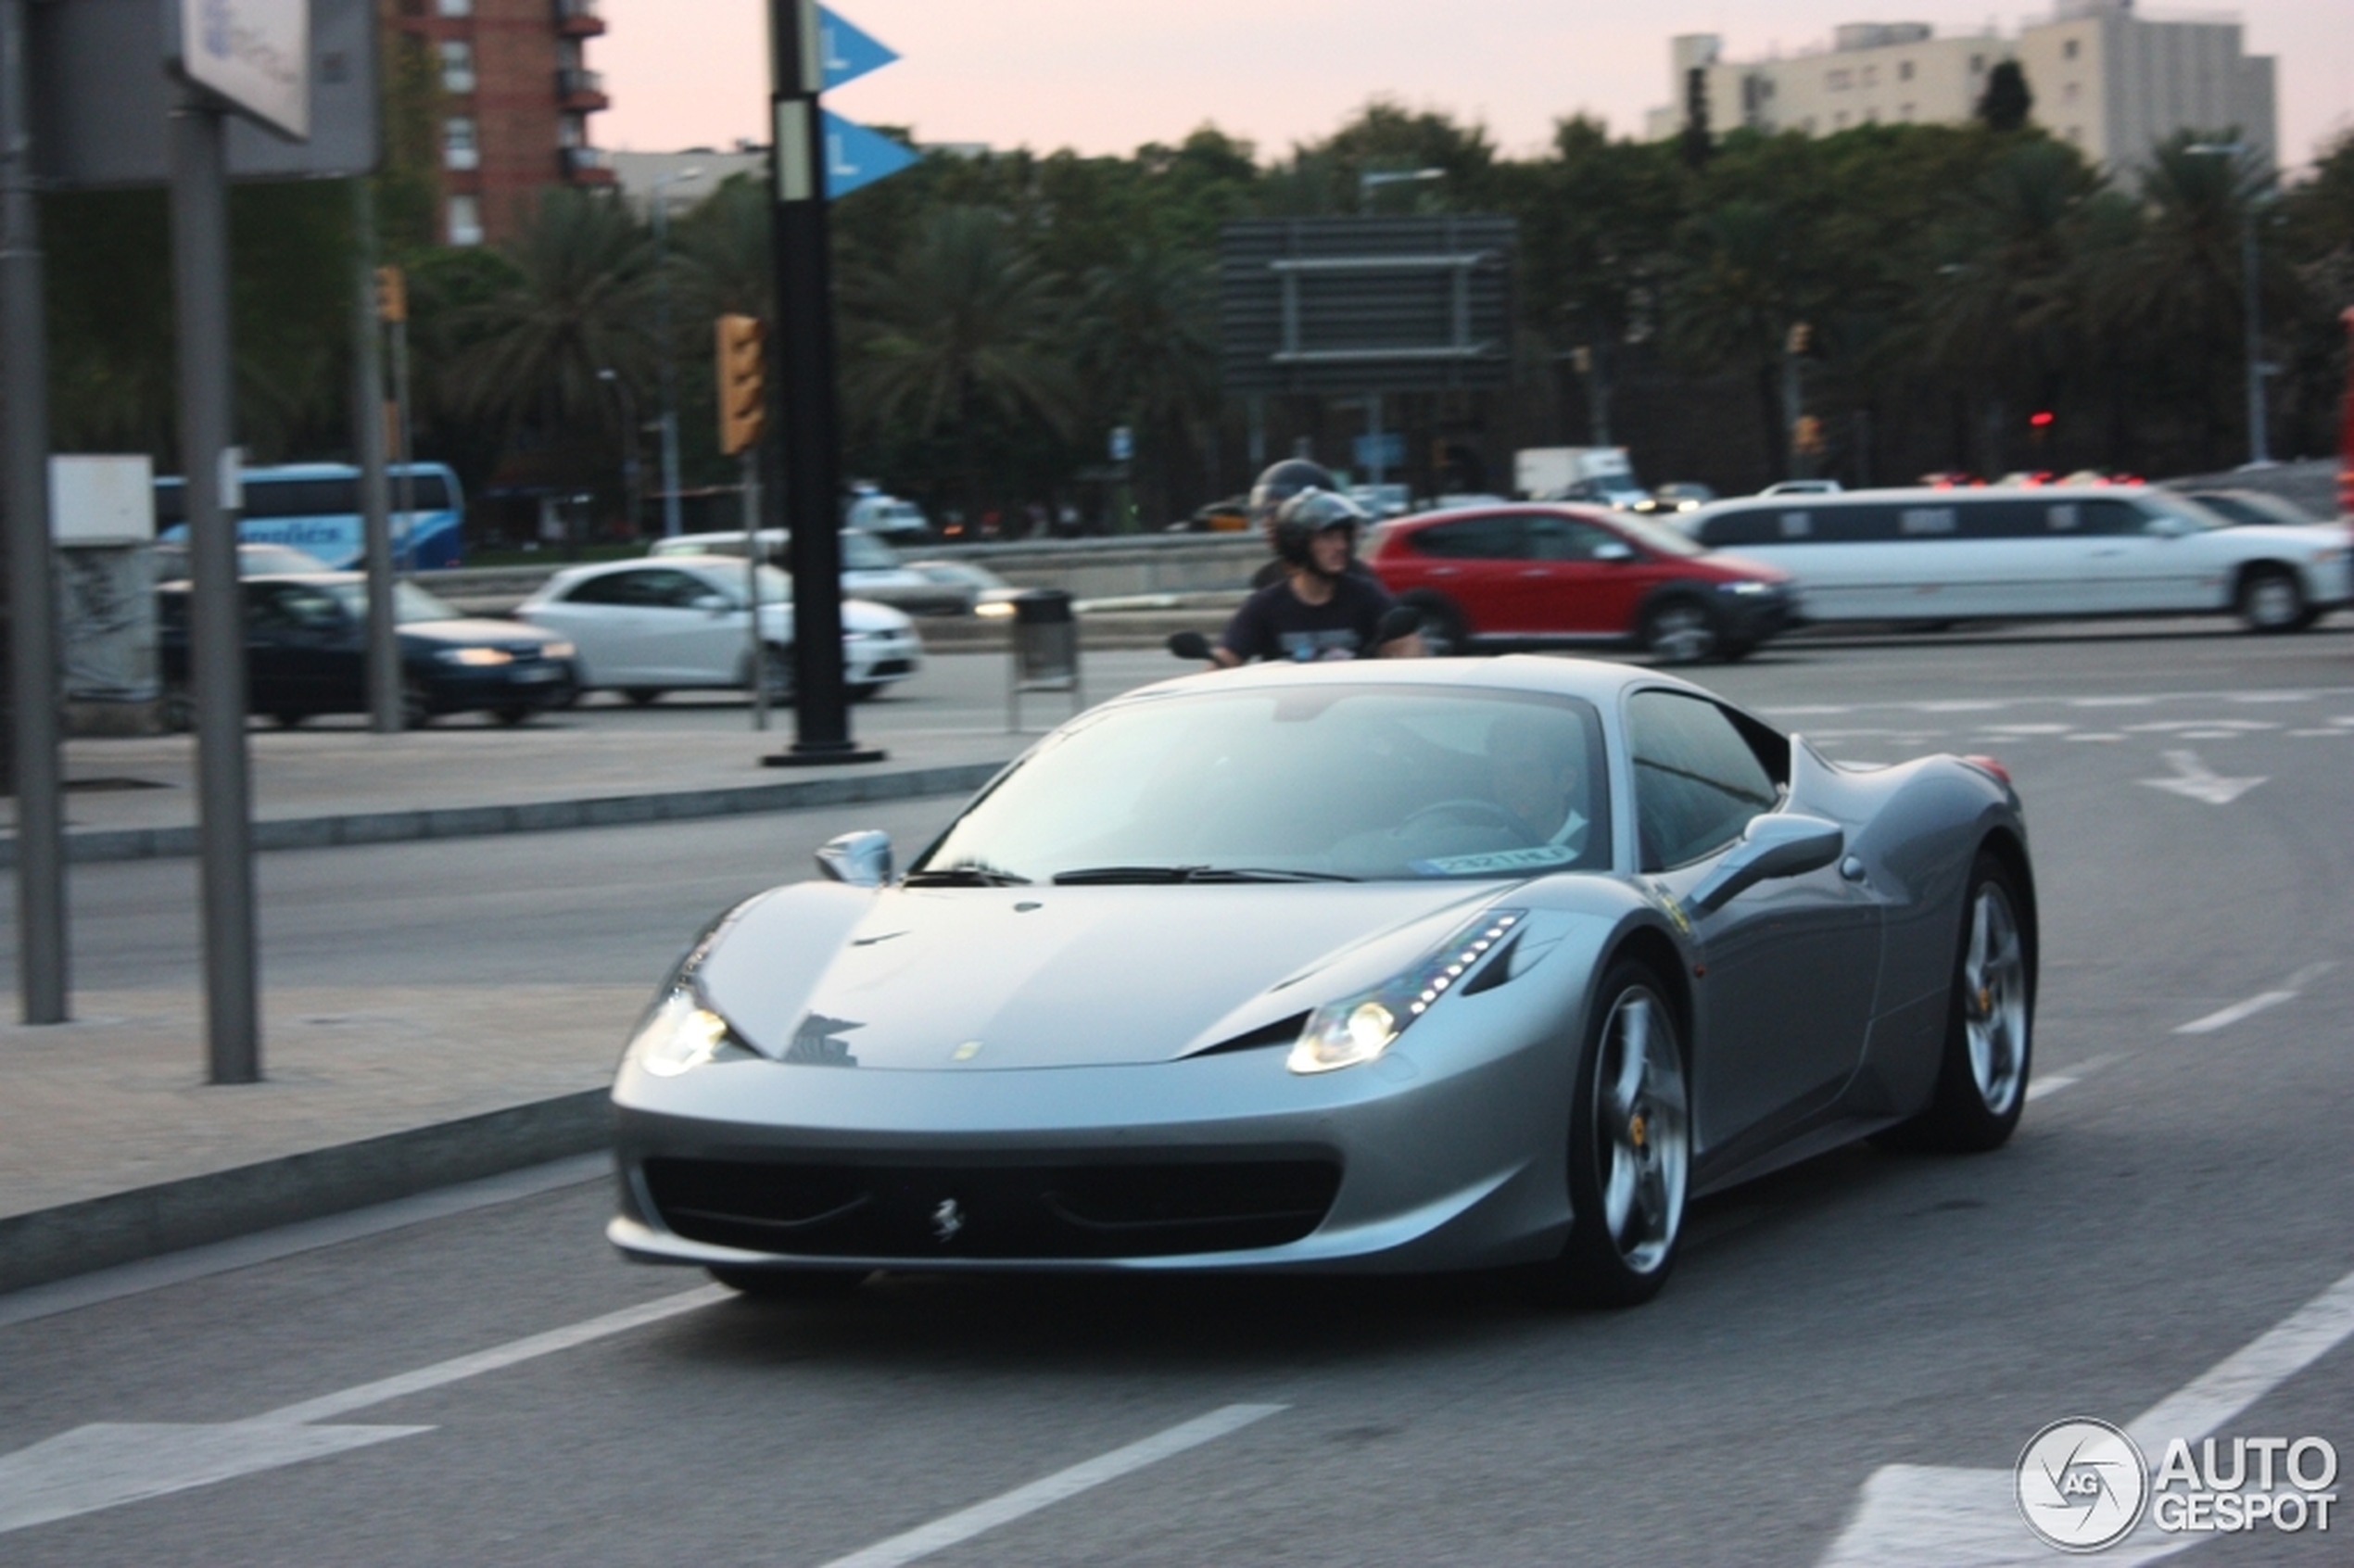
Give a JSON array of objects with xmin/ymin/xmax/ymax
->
[{"xmin": 1220, "ymin": 571, "xmax": 1400, "ymax": 663}]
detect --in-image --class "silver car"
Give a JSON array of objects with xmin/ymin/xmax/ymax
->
[{"xmin": 610, "ymin": 656, "xmax": 2034, "ymax": 1305}]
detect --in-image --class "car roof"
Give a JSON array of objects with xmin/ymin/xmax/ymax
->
[
  {"xmin": 1690, "ymin": 483, "xmax": 2155, "ymax": 516},
  {"xmin": 1386, "ymin": 500, "xmax": 1627, "ymax": 529},
  {"xmin": 1114, "ymin": 652, "xmax": 1713, "ymax": 714}
]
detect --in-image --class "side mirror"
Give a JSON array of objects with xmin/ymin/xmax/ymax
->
[
  {"xmin": 1688, "ymin": 813, "xmax": 1843, "ymax": 914},
  {"xmin": 1167, "ymin": 629, "xmax": 1212, "ymax": 662},
  {"xmin": 816, "ymin": 829, "xmax": 892, "ymax": 887},
  {"xmin": 1591, "ymin": 540, "xmax": 1636, "ymax": 563},
  {"xmin": 1373, "ymin": 604, "xmax": 1422, "ymax": 647}
]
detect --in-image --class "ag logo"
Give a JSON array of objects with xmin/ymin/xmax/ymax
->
[{"xmin": 2018, "ymin": 1418, "xmax": 2150, "ymax": 1552}]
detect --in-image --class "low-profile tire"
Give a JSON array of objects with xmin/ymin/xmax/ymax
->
[
  {"xmin": 622, "ymin": 687, "xmax": 666, "ymax": 707},
  {"xmin": 1399, "ymin": 591, "xmax": 1467, "ymax": 656},
  {"xmin": 1888, "ymin": 852, "xmax": 2034, "ymax": 1153},
  {"xmin": 1639, "ymin": 598, "xmax": 1720, "ymax": 664},
  {"xmin": 400, "ymin": 678, "xmax": 434, "ymax": 730},
  {"xmin": 848, "ymin": 681, "xmax": 883, "ymax": 702},
  {"xmin": 2236, "ymin": 565, "xmax": 2311, "ymax": 633},
  {"xmin": 1528, "ymin": 961, "xmax": 1690, "ymax": 1309},
  {"xmin": 708, "ymin": 1265, "xmax": 869, "ymax": 1301}
]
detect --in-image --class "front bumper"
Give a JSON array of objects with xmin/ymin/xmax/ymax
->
[
  {"xmin": 844, "ymin": 629, "xmax": 922, "ymax": 688},
  {"xmin": 608, "ymin": 1010, "xmax": 1578, "ymax": 1276},
  {"xmin": 421, "ymin": 656, "xmax": 578, "ymax": 711}
]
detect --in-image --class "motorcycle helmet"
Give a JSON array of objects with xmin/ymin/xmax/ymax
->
[
  {"xmin": 1272, "ymin": 487, "xmax": 1370, "ymax": 573},
  {"xmin": 1247, "ymin": 459, "xmax": 1339, "ymax": 526}
]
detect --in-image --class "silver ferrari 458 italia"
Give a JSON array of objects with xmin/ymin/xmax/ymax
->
[{"xmin": 608, "ymin": 655, "xmax": 2036, "ymax": 1306}]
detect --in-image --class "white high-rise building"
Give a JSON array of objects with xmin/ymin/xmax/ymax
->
[{"xmin": 1645, "ymin": 1, "xmax": 2276, "ymax": 173}]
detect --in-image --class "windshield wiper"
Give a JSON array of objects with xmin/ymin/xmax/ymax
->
[
  {"xmin": 1050, "ymin": 865, "xmax": 1356, "ymax": 885},
  {"xmin": 903, "ymin": 864, "xmax": 1031, "ymax": 887}
]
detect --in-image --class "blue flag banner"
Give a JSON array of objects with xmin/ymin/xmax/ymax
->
[
  {"xmin": 817, "ymin": 6, "xmax": 898, "ymax": 91},
  {"xmin": 823, "ymin": 110, "xmax": 918, "ymax": 198}
]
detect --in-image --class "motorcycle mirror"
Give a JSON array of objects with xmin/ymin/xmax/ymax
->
[{"xmin": 1167, "ymin": 630, "xmax": 1212, "ymax": 661}]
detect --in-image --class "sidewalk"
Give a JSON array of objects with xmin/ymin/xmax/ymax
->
[{"xmin": 0, "ymin": 703, "xmax": 1031, "ymax": 1296}]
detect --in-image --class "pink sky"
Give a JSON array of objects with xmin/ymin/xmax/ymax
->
[{"xmin": 595, "ymin": 0, "xmax": 2352, "ymax": 176}]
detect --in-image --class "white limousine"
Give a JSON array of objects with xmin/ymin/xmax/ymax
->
[{"xmin": 1677, "ymin": 487, "xmax": 2350, "ymax": 633}]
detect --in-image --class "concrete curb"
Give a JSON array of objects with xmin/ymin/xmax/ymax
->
[
  {"xmin": 0, "ymin": 1090, "xmax": 613, "ymax": 1296},
  {"xmin": 0, "ymin": 758, "xmax": 1011, "ymax": 869}
]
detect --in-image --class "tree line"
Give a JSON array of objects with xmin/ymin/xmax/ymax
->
[{"xmin": 37, "ymin": 93, "xmax": 2354, "ymax": 540}]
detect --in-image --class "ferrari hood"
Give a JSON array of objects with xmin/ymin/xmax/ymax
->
[{"xmin": 693, "ymin": 880, "xmax": 1508, "ymax": 1070}]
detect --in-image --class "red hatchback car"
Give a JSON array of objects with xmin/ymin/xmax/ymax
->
[{"xmin": 1364, "ymin": 503, "xmax": 1798, "ymax": 663}]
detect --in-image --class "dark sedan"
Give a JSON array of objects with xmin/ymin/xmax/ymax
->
[{"xmin": 158, "ymin": 573, "xmax": 579, "ymax": 728}]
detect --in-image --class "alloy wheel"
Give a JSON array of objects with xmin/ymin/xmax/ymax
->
[
  {"xmin": 1962, "ymin": 882, "xmax": 2029, "ymax": 1116},
  {"xmin": 1594, "ymin": 987, "xmax": 1690, "ymax": 1274}
]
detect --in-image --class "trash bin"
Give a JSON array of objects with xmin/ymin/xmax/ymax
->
[{"xmin": 1008, "ymin": 588, "xmax": 1082, "ymax": 731}]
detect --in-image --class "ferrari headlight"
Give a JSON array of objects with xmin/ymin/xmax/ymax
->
[
  {"xmin": 628, "ymin": 987, "xmax": 757, "ymax": 1077},
  {"xmin": 1288, "ymin": 910, "xmax": 1524, "ymax": 1074}
]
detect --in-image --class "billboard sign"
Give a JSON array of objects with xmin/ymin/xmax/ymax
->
[
  {"xmin": 1219, "ymin": 216, "xmax": 1516, "ymax": 397},
  {"xmin": 172, "ymin": 0, "xmax": 311, "ymax": 141}
]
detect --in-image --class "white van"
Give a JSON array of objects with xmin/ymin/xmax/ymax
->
[{"xmin": 1677, "ymin": 487, "xmax": 2350, "ymax": 632}]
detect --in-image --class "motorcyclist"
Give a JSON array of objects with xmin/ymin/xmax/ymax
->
[
  {"xmin": 1244, "ymin": 459, "xmax": 1380, "ymax": 591},
  {"xmin": 1213, "ymin": 489, "xmax": 1424, "ymax": 665}
]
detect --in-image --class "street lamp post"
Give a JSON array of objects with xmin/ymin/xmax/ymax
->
[
  {"xmin": 651, "ymin": 165, "xmax": 702, "ymax": 537},
  {"xmin": 2186, "ymin": 142, "xmax": 2270, "ymax": 468},
  {"xmin": 597, "ymin": 367, "xmax": 640, "ymax": 536}
]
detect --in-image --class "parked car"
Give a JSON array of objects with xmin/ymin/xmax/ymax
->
[
  {"xmin": 1676, "ymin": 486, "xmax": 2352, "ymax": 632},
  {"xmin": 514, "ymin": 555, "xmax": 921, "ymax": 704},
  {"xmin": 610, "ymin": 656, "xmax": 2035, "ymax": 1305},
  {"xmin": 157, "ymin": 574, "xmax": 578, "ymax": 729},
  {"xmin": 150, "ymin": 540, "xmax": 331, "ymax": 582},
  {"xmin": 1364, "ymin": 502, "xmax": 1797, "ymax": 663},
  {"xmin": 2176, "ymin": 488, "xmax": 2323, "ymax": 530},
  {"xmin": 843, "ymin": 492, "xmax": 930, "ymax": 542},
  {"xmin": 1636, "ymin": 482, "xmax": 1719, "ymax": 514},
  {"xmin": 647, "ymin": 529, "xmax": 973, "ymax": 617},
  {"xmin": 902, "ymin": 559, "xmax": 1025, "ymax": 619},
  {"xmin": 1758, "ymin": 479, "xmax": 1842, "ymax": 497}
]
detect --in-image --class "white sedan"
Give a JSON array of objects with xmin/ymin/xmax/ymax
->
[{"xmin": 515, "ymin": 555, "xmax": 922, "ymax": 705}]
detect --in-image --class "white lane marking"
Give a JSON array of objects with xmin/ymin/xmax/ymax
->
[
  {"xmin": 1817, "ymin": 1262, "xmax": 2354, "ymax": 1567},
  {"xmin": 816, "ymin": 1404, "xmax": 1286, "ymax": 1568},
  {"xmin": 2139, "ymin": 749, "xmax": 2266, "ymax": 805},
  {"xmin": 2024, "ymin": 1052, "xmax": 2121, "ymax": 1104},
  {"xmin": 2174, "ymin": 991, "xmax": 2297, "ymax": 1034},
  {"xmin": 0, "ymin": 1284, "xmax": 725, "ymax": 1535},
  {"xmin": 0, "ymin": 1421, "xmax": 433, "ymax": 1536},
  {"xmin": 261, "ymin": 1284, "xmax": 728, "ymax": 1423},
  {"xmin": 2024, "ymin": 1075, "xmax": 2074, "ymax": 1102},
  {"xmin": 2065, "ymin": 732, "xmax": 2126, "ymax": 742},
  {"xmin": 0, "ymin": 1153, "xmax": 612, "ymax": 1331}
]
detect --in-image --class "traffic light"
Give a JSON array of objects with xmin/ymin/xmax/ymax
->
[
  {"xmin": 1792, "ymin": 414, "xmax": 1826, "ymax": 454},
  {"xmin": 375, "ymin": 265, "xmax": 407, "ymax": 323},
  {"xmin": 1785, "ymin": 321, "xmax": 1812, "ymax": 356},
  {"xmin": 715, "ymin": 314, "xmax": 766, "ymax": 457}
]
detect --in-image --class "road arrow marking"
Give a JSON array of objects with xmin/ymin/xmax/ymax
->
[
  {"xmin": 1816, "ymin": 1265, "xmax": 2354, "ymax": 1566},
  {"xmin": 0, "ymin": 1285, "xmax": 725, "ymax": 1535},
  {"xmin": 2139, "ymin": 749, "xmax": 2265, "ymax": 805}
]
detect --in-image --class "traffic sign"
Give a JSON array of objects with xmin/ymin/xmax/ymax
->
[
  {"xmin": 824, "ymin": 110, "xmax": 917, "ymax": 198},
  {"xmin": 818, "ymin": 6, "xmax": 898, "ymax": 90}
]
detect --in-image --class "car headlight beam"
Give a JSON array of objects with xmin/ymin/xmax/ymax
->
[
  {"xmin": 437, "ymin": 646, "xmax": 515, "ymax": 666},
  {"xmin": 1287, "ymin": 910, "xmax": 1525, "ymax": 1075}
]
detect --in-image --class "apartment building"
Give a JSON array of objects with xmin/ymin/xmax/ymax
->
[
  {"xmin": 1647, "ymin": 0, "xmax": 2276, "ymax": 173},
  {"xmin": 389, "ymin": 0, "xmax": 615, "ymax": 247}
]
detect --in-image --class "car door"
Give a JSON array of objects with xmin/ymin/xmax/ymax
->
[
  {"xmin": 644, "ymin": 566, "xmax": 751, "ymax": 682},
  {"xmin": 1625, "ymin": 689, "xmax": 1880, "ymax": 1157},
  {"xmin": 1515, "ymin": 512, "xmax": 1653, "ymax": 636},
  {"xmin": 529, "ymin": 570, "xmax": 653, "ymax": 685},
  {"xmin": 243, "ymin": 582, "xmax": 354, "ymax": 715},
  {"xmin": 1398, "ymin": 513, "xmax": 1529, "ymax": 634},
  {"xmin": 2064, "ymin": 497, "xmax": 2217, "ymax": 612}
]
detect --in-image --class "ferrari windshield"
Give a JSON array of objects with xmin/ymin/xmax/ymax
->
[{"xmin": 915, "ymin": 685, "xmax": 1612, "ymax": 883}]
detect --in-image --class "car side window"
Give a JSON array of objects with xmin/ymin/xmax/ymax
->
[
  {"xmin": 247, "ymin": 583, "xmax": 335, "ymax": 632},
  {"xmin": 1411, "ymin": 515, "xmax": 1526, "ymax": 560},
  {"xmin": 638, "ymin": 569, "xmax": 718, "ymax": 609},
  {"xmin": 562, "ymin": 572, "xmax": 637, "ymax": 605},
  {"xmin": 1628, "ymin": 690, "xmax": 1782, "ymax": 873},
  {"xmin": 1526, "ymin": 516, "xmax": 1621, "ymax": 561}
]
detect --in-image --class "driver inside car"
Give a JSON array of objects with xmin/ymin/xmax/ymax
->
[{"xmin": 1486, "ymin": 714, "xmax": 1590, "ymax": 855}]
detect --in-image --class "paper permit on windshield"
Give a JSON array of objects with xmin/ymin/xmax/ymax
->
[{"xmin": 1410, "ymin": 845, "xmax": 1584, "ymax": 877}]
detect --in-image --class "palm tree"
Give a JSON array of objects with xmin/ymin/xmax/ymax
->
[
  {"xmin": 1069, "ymin": 244, "xmax": 1220, "ymax": 521},
  {"xmin": 1663, "ymin": 199, "xmax": 1805, "ymax": 476},
  {"xmin": 443, "ymin": 188, "xmax": 657, "ymax": 486},
  {"xmin": 840, "ymin": 205, "xmax": 1078, "ymax": 521}
]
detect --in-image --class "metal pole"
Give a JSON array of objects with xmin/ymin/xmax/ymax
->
[
  {"xmin": 351, "ymin": 183, "xmax": 399, "ymax": 734},
  {"xmin": 654, "ymin": 189, "xmax": 683, "ymax": 538},
  {"xmin": 170, "ymin": 98, "xmax": 259, "ymax": 1083},
  {"xmin": 390, "ymin": 314, "xmax": 415, "ymax": 572},
  {"xmin": 1365, "ymin": 393, "xmax": 1384, "ymax": 488},
  {"xmin": 764, "ymin": 0, "xmax": 878, "ymax": 765},
  {"xmin": 742, "ymin": 449, "xmax": 766, "ymax": 731},
  {"xmin": 2241, "ymin": 200, "xmax": 2268, "ymax": 467},
  {"xmin": 1, "ymin": 0, "xmax": 66, "ymax": 1022}
]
